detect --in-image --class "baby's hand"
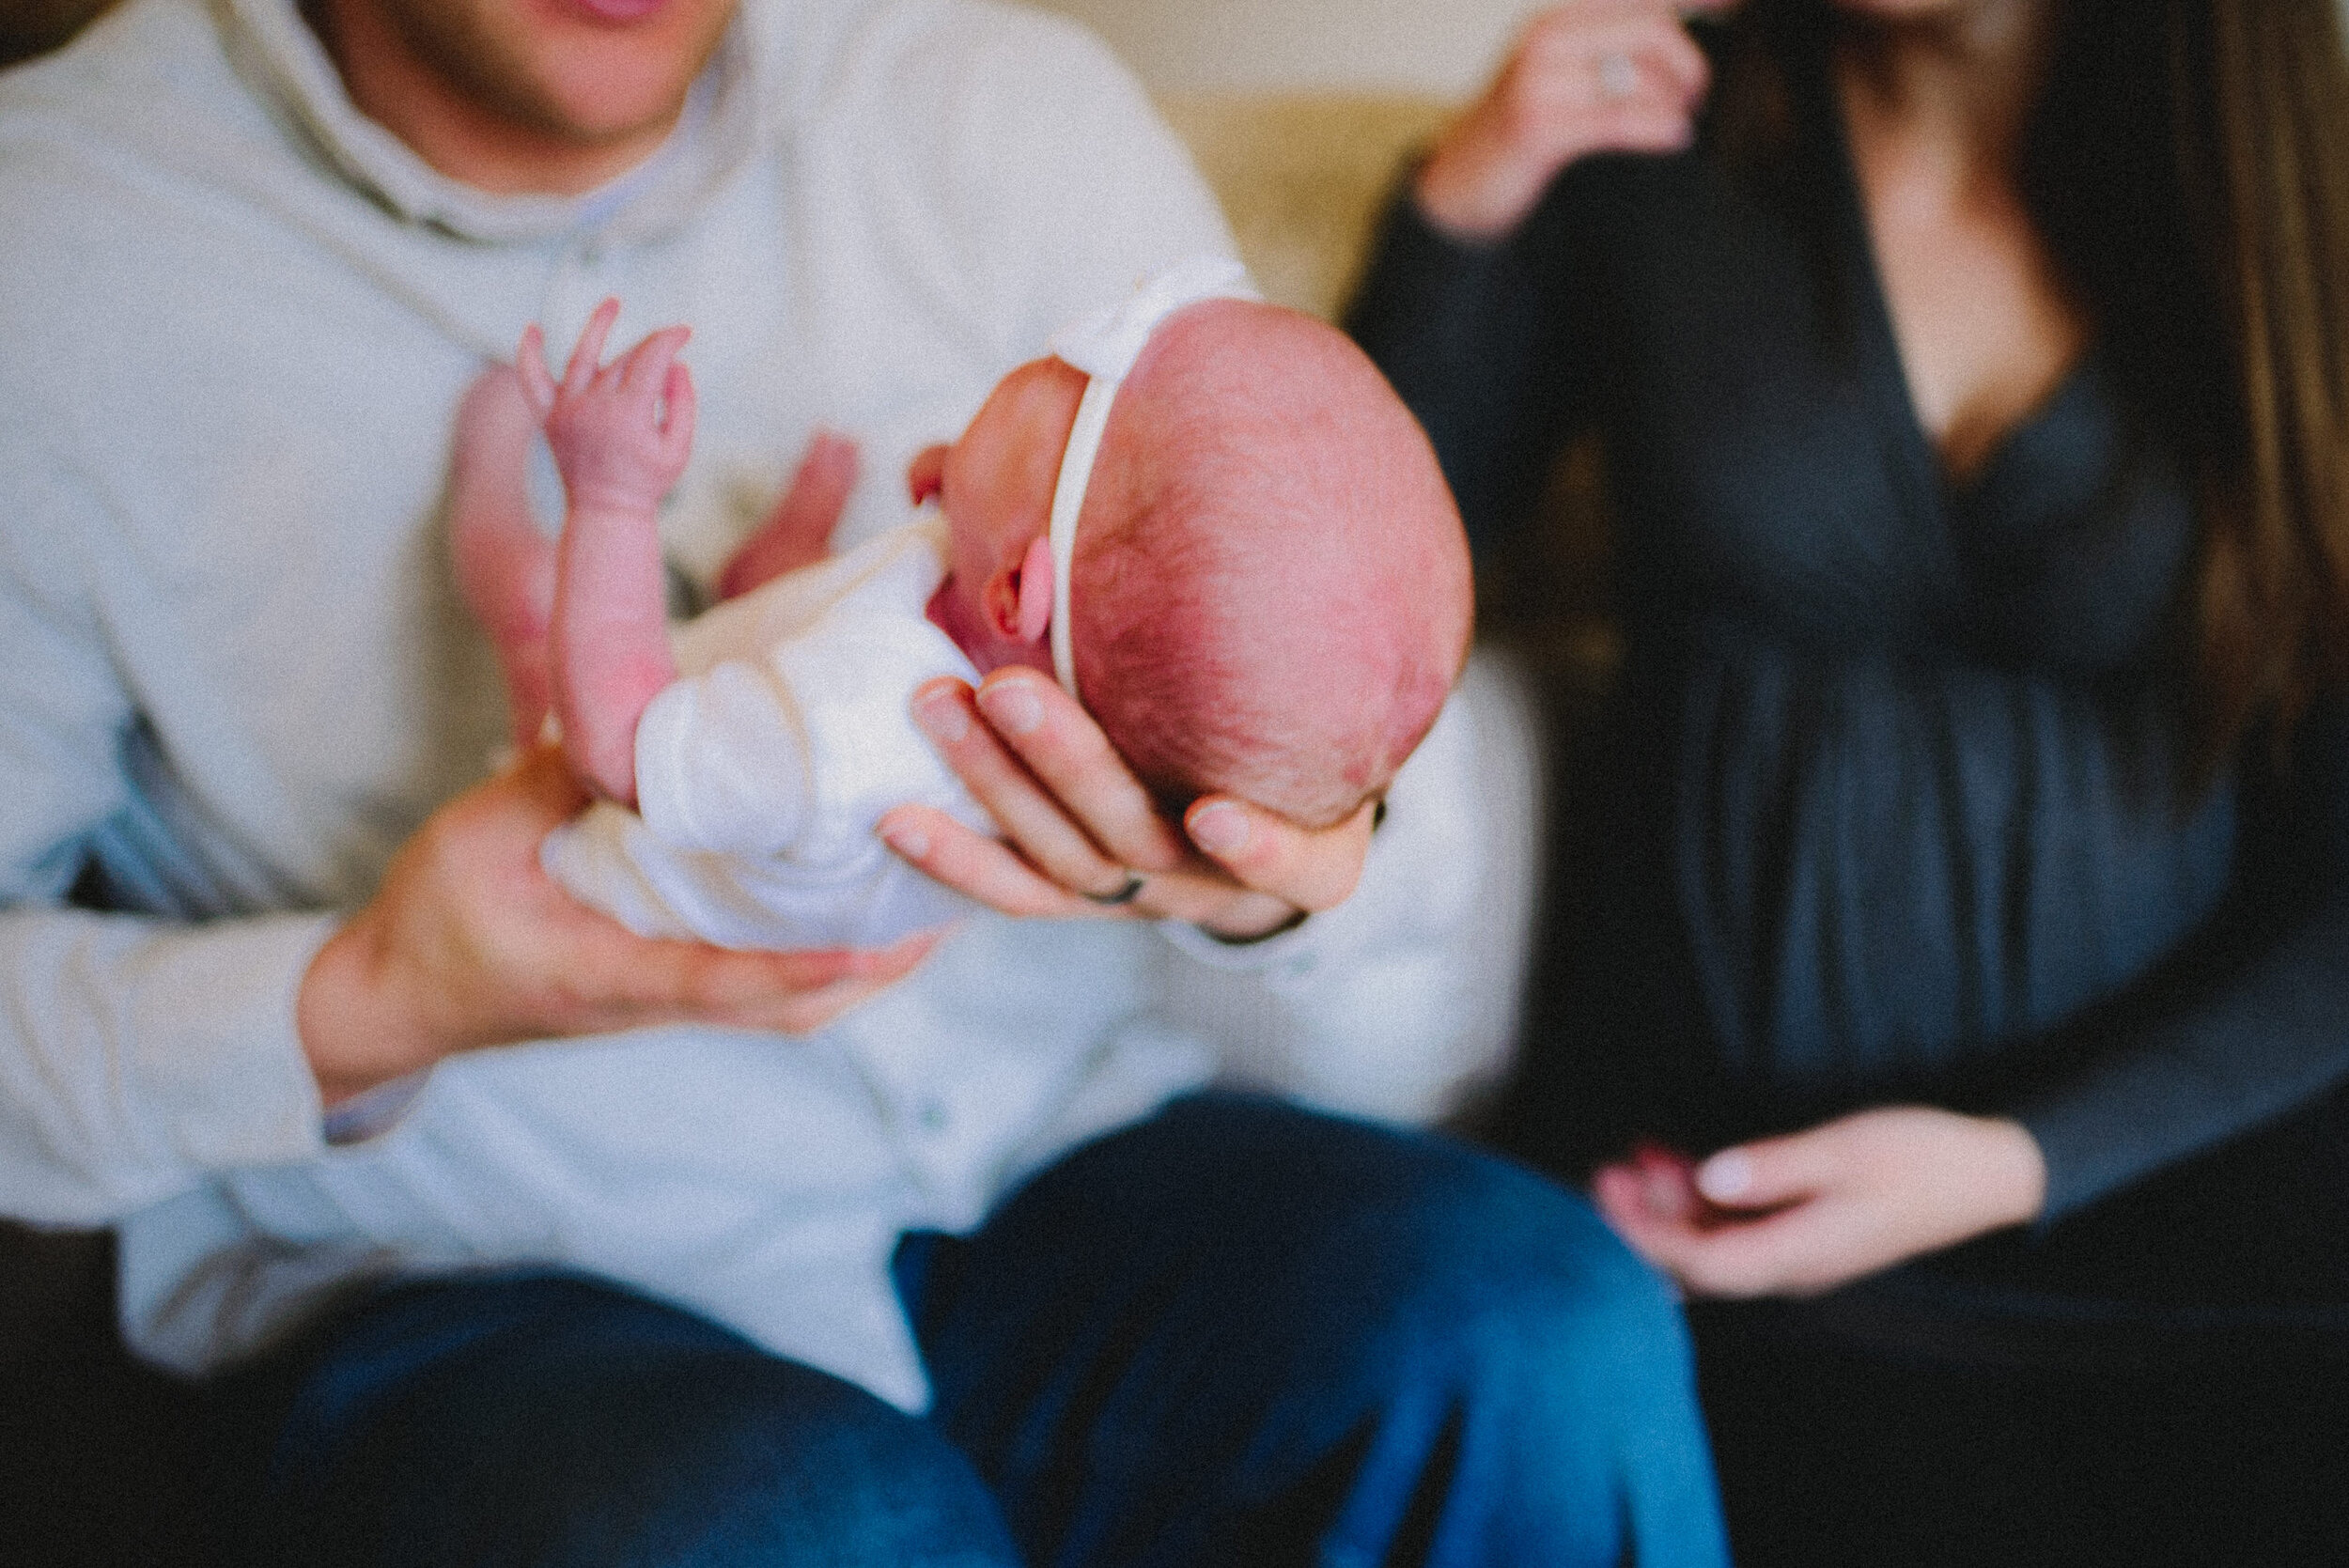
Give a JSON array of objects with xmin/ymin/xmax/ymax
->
[{"xmin": 517, "ymin": 297, "xmax": 697, "ymax": 515}]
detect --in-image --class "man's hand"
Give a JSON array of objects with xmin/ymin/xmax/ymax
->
[
  {"xmin": 877, "ymin": 670, "xmax": 1373, "ymax": 940},
  {"xmin": 1416, "ymin": 0, "xmax": 1733, "ymax": 241},
  {"xmin": 1591, "ymin": 1107, "xmax": 2049, "ymax": 1297},
  {"xmin": 296, "ymin": 745, "xmax": 936, "ymax": 1107}
]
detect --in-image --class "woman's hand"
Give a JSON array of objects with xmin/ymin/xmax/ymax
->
[
  {"xmin": 878, "ymin": 669, "xmax": 1374, "ymax": 940},
  {"xmin": 297, "ymin": 745, "xmax": 938, "ymax": 1107},
  {"xmin": 1416, "ymin": 0, "xmax": 1734, "ymax": 241},
  {"xmin": 1591, "ymin": 1107, "xmax": 2049, "ymax": 1297}
]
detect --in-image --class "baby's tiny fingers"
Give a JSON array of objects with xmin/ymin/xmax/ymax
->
[
  {"xmin": 515, "ymin": 325, "xmax": 560, "ymax": 421},
  {"xmin": 563, "ymin": 297, "xmax": 621, "ymax": 396},
  {"xmin": 660, "ymin": 364, "xmax": 697, "ymax": 457},
  {"xmin": 621, "ymin": 325, "xmax": 693, "ymax": 396}
]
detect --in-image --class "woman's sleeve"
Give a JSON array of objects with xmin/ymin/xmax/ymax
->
[
  {"xmin": 2013, "ymin": 701, "xmax": 2349, "ymax": 1220},
  {"xmin": 1342, "ymin": 178, "xmax": 1598, "ymax": 555}
]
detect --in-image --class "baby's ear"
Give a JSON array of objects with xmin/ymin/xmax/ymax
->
[
  {"xmin": 983, "ymin": 535, "xmax": 1055, "ymax": 644},
  {"xmin": 907, "ymin": 444, "xmax": 948, "ymax": 506}
]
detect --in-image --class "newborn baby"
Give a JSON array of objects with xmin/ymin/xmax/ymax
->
[{"xmin": 452, "ymin": 260, "xmax": 1471, "ymax": 950}]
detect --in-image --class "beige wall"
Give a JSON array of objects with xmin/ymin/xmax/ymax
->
[{"xmin": 1029, "ymin": 0, "xmax": 1534, "ymax": 96}]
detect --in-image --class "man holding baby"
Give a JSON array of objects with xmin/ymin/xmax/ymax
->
[{"xmin": 0, "ymin": 0, "xmax": 1727, "ymax": 1562}]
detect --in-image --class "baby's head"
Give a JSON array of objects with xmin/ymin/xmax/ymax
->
[{"xmin": 921, "ymin": 294, "xmax": 1470, "ymax": 830}]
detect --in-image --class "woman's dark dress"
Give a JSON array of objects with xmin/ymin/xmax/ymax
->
[{"xmin": 1346, "ymin": 50, "xmax": 2349, "ymax": 1568}]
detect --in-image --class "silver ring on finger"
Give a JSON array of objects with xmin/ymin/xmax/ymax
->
[
  {"xmin": 1595, "ymin": 51, "xmax": 1639, "ymax": 101},
  {"xmin": 1082, "ymin": 872, "xmax": 1147, "ymax": 908}
]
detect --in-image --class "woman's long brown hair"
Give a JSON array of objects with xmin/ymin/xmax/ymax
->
[
  {"xmin": 1714, "ymin": 0, "xmax": 2349, "ymax": 774},
  {"xmin": 2177, "ymin": 0, "xmax": 2349, "ymax": 767}
]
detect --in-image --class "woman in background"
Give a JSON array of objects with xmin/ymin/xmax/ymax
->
[{"xmin": 1348, "ymin": 0, "xmax": 2349, "ymax": 1561}]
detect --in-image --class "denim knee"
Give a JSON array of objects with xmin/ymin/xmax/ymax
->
[
  {"xmin": 236, "ymin": 1275, "xmax": 1022, "ymax": 1568},
  {"xmin": 1309, "ymin": 1147, "xmax": 1723, "ymax": 1568}
]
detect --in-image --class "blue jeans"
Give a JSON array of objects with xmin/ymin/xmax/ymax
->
[{"xmin": 216, "ymin": 1094, "xmax": 1726, "ymax": 1567}]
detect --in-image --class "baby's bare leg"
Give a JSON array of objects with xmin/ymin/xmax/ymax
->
[
  {"xmin": 450, "ymin": 365, "xmax": 558, "ymax": 749},
  {"xmin": 519, "ymin": 303, "xmax": 692, "ymax": 805},
  {"xmin": 716, "ymin": 430, "xmax": 859, "ymax": 600}
]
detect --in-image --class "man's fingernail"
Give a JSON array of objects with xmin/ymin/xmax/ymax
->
[
  {"xmin": 1189, "ymin": 800, "xmax": 1249, "ymax": 857},
  {"xmin": 880, "ymin": 822, "xmax": 929, "ymax": 860},
  {"xmin": 1697, "ymin": 1151, "xmax": 1752, "ymax": 1202},
  {"xmin": 979, "ymin": 678, "xmax": 1044, "ymax": 737},
  {"xmin": 913, "ymin": 691, "xmax": 969, "ymax": 744}
]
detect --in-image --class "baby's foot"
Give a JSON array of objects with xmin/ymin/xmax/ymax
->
[{"xmin": 449, "ymin": 364, "xmax": 557, "ymax": 747}]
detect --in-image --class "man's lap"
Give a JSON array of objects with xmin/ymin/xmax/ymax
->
[{"xmin": 214, "ymin": 1094, "xmax": 1724, "ymax": 1568}]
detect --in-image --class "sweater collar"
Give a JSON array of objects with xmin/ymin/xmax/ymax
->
[{"xmin": 215, "ymin": 0, "xmax": 774, "ymax": 244}]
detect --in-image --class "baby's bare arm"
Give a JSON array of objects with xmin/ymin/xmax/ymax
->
[
  {"xmin": 517, "ymin": 299, "xmax": 692, "ymax": 805},
  {"xmin": 449, "ymin": 366, "xmax": 558, "ymax": 748}
]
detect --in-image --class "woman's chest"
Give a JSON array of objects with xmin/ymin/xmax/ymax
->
[{"xmin": 1584, "ymin": 168, "xmax": 2194, "ymax": 675}]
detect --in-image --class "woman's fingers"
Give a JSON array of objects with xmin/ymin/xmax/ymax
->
[
  {"xmin": 1596, "ymin": 1110, "xmax": 2052, "ymax": 1298},
  {"xmin": 1593, "ymin": 1164, "xmax": 1838, "ymax": 1298},
  {"xmin": 1522, "ymin": 6, "xmax": 1713, "ymax": 102},
  {"xmin": 1416, "ymin": 0, "xmax": 1727, "ymax": 237}
]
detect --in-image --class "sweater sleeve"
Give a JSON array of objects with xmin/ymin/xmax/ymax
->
[
  {"xmin": 1342, "ymin": 180, "xmax": 1599, "ymax": 556},
  {"xmin": 2014, "ymin": 702, "xmax": 2349, "ymax": 1220},
  {"xmin": 0, "ymin": 455, "xmax": 330, "ymax": 1226}
]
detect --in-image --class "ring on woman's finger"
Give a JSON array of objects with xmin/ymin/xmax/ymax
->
[
  {"xmin": 1082, "ymin": 872, "xmax": 1147, "ymax": 908},
  {"xmin": 1595, "ymin": 51, "xmax": 1639, "ymax": 101}
]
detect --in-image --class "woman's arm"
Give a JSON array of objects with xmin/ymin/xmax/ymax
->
[
  {"xmin": 1598, "ymin": 703, "xmax": 2349, "ymax": 1296},
  {"xmin": 1345, "ymin": 1, "xmax": 1720, "ymax": 551}
]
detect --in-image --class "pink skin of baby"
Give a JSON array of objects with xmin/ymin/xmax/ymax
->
[{"xmin": 455, "ymin": 294, "xmax": 1471, "ymax": 836}]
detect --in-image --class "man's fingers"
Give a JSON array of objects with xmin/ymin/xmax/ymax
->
[
  {"xmin": 680, "ymin": 927, "xmax": 939, "ymax": 1031},
  {"xmin": 1668, "ymin": 1203, "xmax": 1868, "ymax": 1298},
  {"xmin": 877, "ymin": 802, "xmax": 1097, "ymax": 920},
  {"xmin": 920, "ymin": 675, "xmax": 1174, "ymax": 892},
  {"xmin": 912, "ymin": 680, "xmax": 1122, "ymax": 886},
  {"xmin": 970, "ymin": 672, "xmax": 1190, "ymax": 874},
  {"xmin": 503, "ymin": 741, "xmax": 597, "ymax": 829},
  {"xmin": 1185, "ymin": 796, "xmax": 1372, "ymax": 914}
]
